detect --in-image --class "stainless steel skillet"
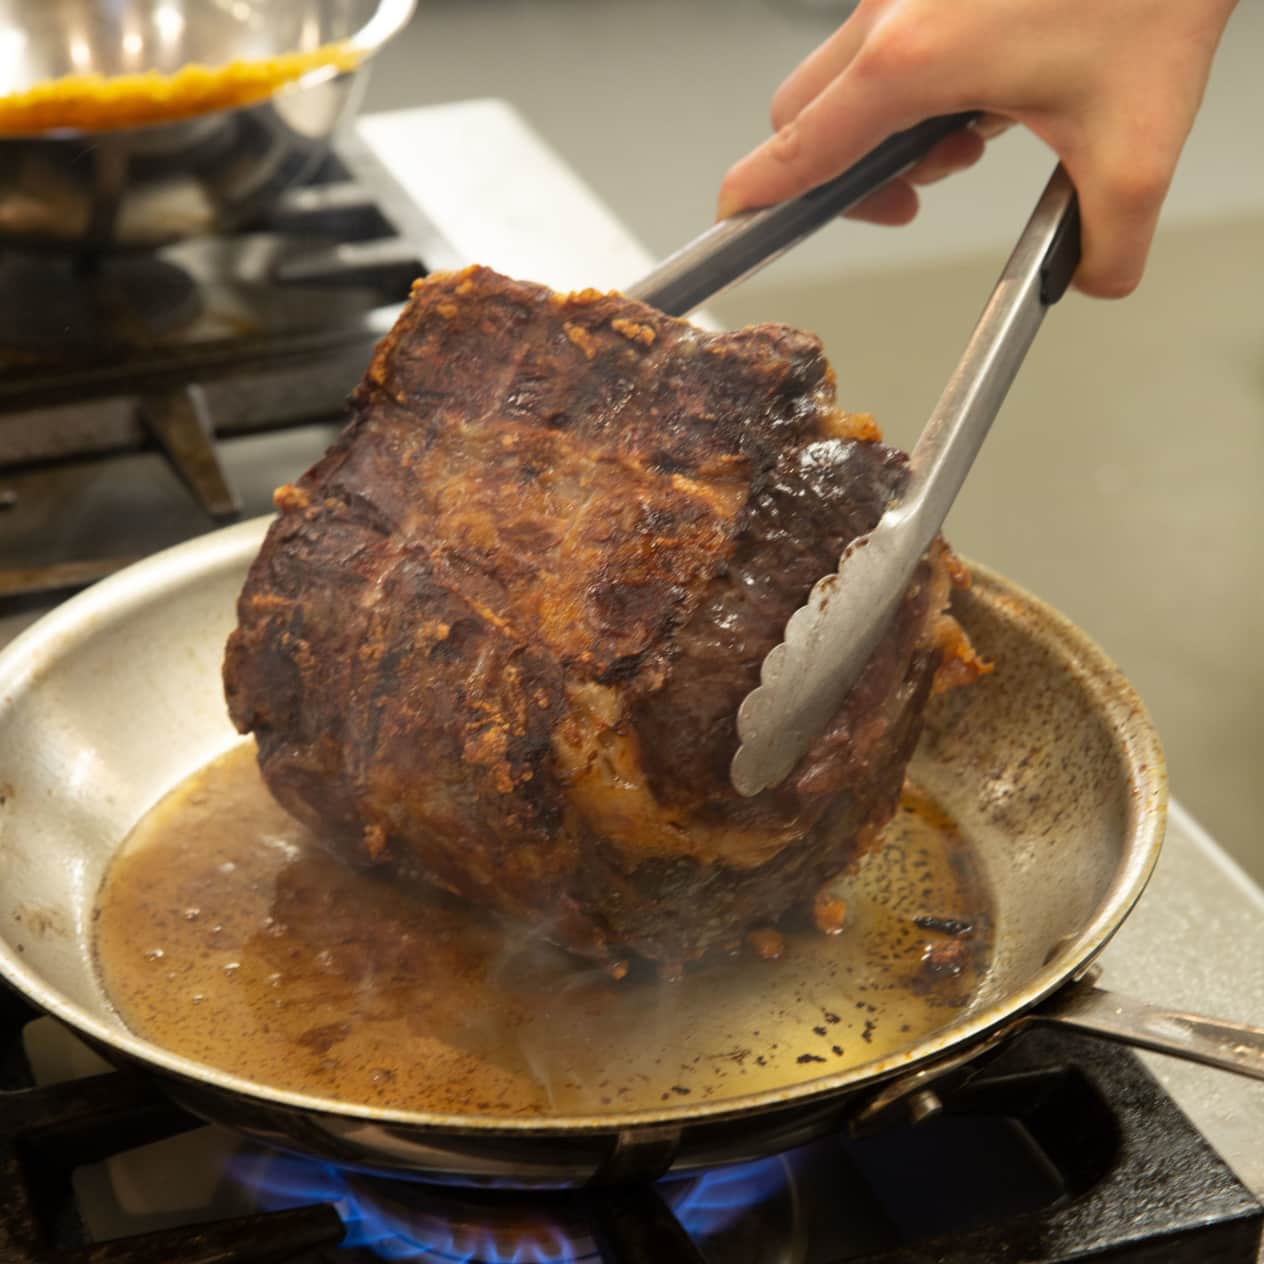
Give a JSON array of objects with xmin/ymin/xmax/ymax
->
[{"xmin": 0, "ymin": 520, "xmax": 1259, "ymax": 1189}]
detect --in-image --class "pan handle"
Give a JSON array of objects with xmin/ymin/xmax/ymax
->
[{"xmin": 1033, "ymin": 982, "xmax": 1264, "ymax": 1081}]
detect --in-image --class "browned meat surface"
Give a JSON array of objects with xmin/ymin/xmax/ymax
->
[{"xmin": 224, "ymin": 265, "xmax": 983, "ymax": 973}]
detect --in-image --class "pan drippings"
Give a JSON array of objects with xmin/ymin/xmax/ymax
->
[{"xmin": 93, "ymin": 742, "xmax": 994, "ymax": 1117}]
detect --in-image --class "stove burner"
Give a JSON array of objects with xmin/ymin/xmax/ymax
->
[
  {"xmin": 0, "ymin": 255, "xmax": 203, "ymax": 351},
  {"xmin": 238, "ymin": 1153, "xmax": 591, "ymax": 1263},
  {"xmin": 233, "ymin": 1150, "xmax": 795, "ymax": 1264}
]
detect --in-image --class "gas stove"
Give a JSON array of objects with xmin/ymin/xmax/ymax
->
[{"xmin": 0, "ymin": 99, "xmax": 1261, "ymax": 1263}]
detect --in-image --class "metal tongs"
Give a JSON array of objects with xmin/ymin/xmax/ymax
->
[{"xmin": 627, "ymin": 116, "xmax": 1081, "ymax": 797}]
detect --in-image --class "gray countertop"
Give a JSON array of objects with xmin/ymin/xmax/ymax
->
[{"xmin": 1096, "ymin": 800, "xmax": 1263, "ymax": 1199}]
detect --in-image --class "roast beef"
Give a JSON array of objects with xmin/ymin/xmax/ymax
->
[{"xmin": 223, "ymin": 266, "xmax": 983, "ymax": 974}]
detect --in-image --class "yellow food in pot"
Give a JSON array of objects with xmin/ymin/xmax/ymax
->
[{"xmin": 0, "ymin": 43, "xmax": 359, "ymax": 135}]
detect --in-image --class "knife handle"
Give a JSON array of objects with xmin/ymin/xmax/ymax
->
[{"xmin": 627, "ymin": 112, "xmax": 980, "ymax": 317}]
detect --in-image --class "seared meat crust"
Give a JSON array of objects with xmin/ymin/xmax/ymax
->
[{"xmin": 224, "ymin": 266, "xmax": 979, "ymax": 970}]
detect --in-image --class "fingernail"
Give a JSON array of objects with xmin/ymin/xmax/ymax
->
[{"xmin": 716, "ymin": 187, "xmax": 744, "ymax": 221}]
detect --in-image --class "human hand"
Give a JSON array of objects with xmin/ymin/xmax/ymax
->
[{"xmin": 717, "ymin": 0, "xmax": 1239, "ymax": 297}]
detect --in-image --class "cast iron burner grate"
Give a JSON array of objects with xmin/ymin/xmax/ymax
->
[
  {"xmin": 0, "ymin": 138, "xmax": 449, "ymax": 599},
  {"xmin": 1, "ymin": 985, "xmax": 1259, "ymax": 1264}
]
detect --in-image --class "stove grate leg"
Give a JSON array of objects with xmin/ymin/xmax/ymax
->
[{"xmin": 137, "ymin": 386, "xmax": 241, "ymax": 522}]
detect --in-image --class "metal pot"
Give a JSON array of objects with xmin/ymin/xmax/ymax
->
[{"xmin": 0, "ymin": 0, "xmax": 417, "ymax": 253}]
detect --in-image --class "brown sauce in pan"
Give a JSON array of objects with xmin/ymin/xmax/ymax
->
[{"xmin": 93, "ymin": 742, "xmax": 994, "ymax": 1117}]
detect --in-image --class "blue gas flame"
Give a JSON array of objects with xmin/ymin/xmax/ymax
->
[
  {"xmin": 233, "ymin": 1148, "xmax": 789, "ymax": 1262},
  {"xmin": 233, "ymin": 1151, "xmax": 582, "ymax": 1262},
  {"xmin": 665, "ymin": 1154, "xmax": 789, "ymax": 1241}
]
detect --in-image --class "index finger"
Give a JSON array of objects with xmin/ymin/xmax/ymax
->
[
  {"xmin": 719, "ymin": 67, "xmax": 919, "ymax": 217},
  {"xmin": 770, "ymin": 12, "xmax": 872, "ymax": 130}
]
